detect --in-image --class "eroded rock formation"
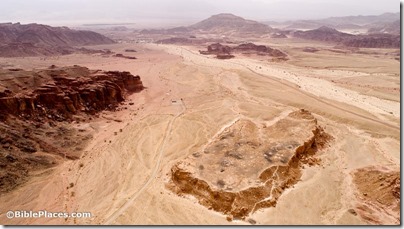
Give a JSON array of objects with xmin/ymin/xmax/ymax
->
[
  {"xmin": 352, "ymin": 166, "xmax": 400, "ymax": 225},
  {"xmin": 0, "ymin": 65, "xmax": 143, "ymax": 193},
  {"xmin": 199, "ymin": 43, "xmax": 288, "ymax": 60},
  {"xmin": 0, "ymin": 66, "xmax": 143, "ymax": 121},
  {"xmin": 113, "ymin": 53, "xmax": 137, "ymax": 59},
  {"xmin": 233, "ymin": 43, "xmax": 288, "ymax": 59},
  {"xmin": 168, "ymin": 109, "xmax": 332, "ymax": 220}
]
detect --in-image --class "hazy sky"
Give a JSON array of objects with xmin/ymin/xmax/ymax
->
[{"xmin": 0, "ymin": 0, "xmax": 399, "ymax": 27}]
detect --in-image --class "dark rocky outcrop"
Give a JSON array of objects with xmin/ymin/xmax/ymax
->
[
  {"xmin": 293, "ymin": 26, "xmax": 400, "ymax": 48},
  {"xmin": 293, "ymin": 26, "xmax": 354, "ymax": 42},
  {"xmin": 199, "ymin": 43, "xmax": 288, "ymax": 60},
  {"xmin": 199, "ymin": 43, "xmax": 232, "ymax": 55},
  {"xmin": 216, "ymin": 54, "xmax": 236, "ymax": 59},
  {"xmin": 342, "ymin": 34, "xmax": 400, "ymax": 49},
  {"xmin": 0, "ymin": 22, "xmax": 115, "ymax": 57},
  {"xmin": 0, "ymin": 65, "xmax": 143, "ymax": 193},
  {"xmin": 233, "ymin": 43, "xmax": 288, "ymax": 59},
  {"xmin": 113, "ymin": 53, "xmax": 137, "ymax": 59},
  {"xmin": 0, "ymin": 66, "xmax": 143, "ymax": 121},
  {"xmin": 302, "ymin": 47, "xmax": 320, "ymax": 53}
]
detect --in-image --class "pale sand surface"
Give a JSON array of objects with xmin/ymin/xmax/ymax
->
[{"xmin": 0, "ymin": 42, "xmax": 399, "ymax": 225}]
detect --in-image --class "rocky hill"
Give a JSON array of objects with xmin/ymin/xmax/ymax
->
[
  {"xmin": 169, "ymin": 110, "xmax": 332, "ymax": 220},
  {"xmin": 199, "ymin": 42, "xmax": 287, "ymax": 60},
  {"xmin": 141, "ymin": 13, "xmax": 273, "ymax": 36},
  {"xmin": 293, "ymin": 26, "xmax": 354, "ymax": 42},
  {"xmin": 189, "ymin": 13, "xmax": 272, "ymax": 34},
  {"xmin": 322, "ymin": 12, "xmax": 399, "ymax": 27},
  {"xmin": 368, "ymin": 20, "xmax": 400, "ymax": 35},
  {"xmin": 342, "ymin": 34, "xmax": 400, "ymax": 49},
  {"xmin": 0, "ymin": 65, "xmax": 143, "ymax": 121},
  {"xmin": 0, "ymin": 23, "xmax": 115, "ymax": 57},
  {"xmin": 0, "ymin": 65, "xmax": 143, "ymax": 193},
  {"xmin": 293, "ymin": 26, "xmax": 400, "ymax": 48}
]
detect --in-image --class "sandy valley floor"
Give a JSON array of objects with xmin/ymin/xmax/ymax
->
[{"xmin": 0, "ymin": 41, "xmax": 400, "ymax": 225}]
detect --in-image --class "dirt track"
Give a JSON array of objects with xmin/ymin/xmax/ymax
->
[
  {"xmin": 104, "ymin": 100, "xmax": 186, "ymax": 224},
  {"xmin": 0, "ymin": 42, "xmax": 399, "ymax": 225}
]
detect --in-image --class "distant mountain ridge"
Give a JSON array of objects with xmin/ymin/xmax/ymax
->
[
  {"xmin": 265, "ymin": 12, "xmax": 399, "ymax": 33},
  {"xmin": 0, "ymin": 22, "xmax": 115, "ymax": 57},
  {"xmin": 140, "ymin": 13, "xmax": 273, "ymax": 36},
  {"xmin": 293, "ymin": 26, "xmax": 354, "ymax": 42},
  {"xmin": 293, "ymin": 26, "xmax": 400, "ymax": 48},
  {"xmin": 368, "ymin": 20, "xmax": 400, "ymax": 35},
  {"xmin": 319, "ymin": 12, "xmax": 399, "ymax": 26}
]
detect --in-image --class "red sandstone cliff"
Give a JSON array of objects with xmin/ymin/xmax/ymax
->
[
  {"xmin": 0, "ymin": 66, "xmax": 143, "ymax": 121},
  {"xmin": 0, "ymin": 65, "xmax": 143, "ymax": 193}
]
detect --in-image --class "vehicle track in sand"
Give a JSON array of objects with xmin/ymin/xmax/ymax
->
[
  {"xmin": 239, "ymin": 64, "xmax": 399, "ymax": 131},
  {"xmin": 167, "ymin": 46, "xmax": 399, "ymax": 131},
  {"xmin": 104, "ymin": 100, "xmax": 186, "ymax": 224}
]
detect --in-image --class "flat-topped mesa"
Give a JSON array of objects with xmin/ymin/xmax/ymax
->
[
  {"xmin": 168, "ymin": 109, "xmax": 332, "ymax": 220},
  {"xmin": 199, "ymin": 42, "xmax": 288, "ymax": 60},
  {"xmin": 0, "ymin": 66, "xmax": 143, "ymax": 121}
]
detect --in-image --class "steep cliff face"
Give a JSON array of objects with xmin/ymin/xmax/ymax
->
[
  {"xmin": 0, "ymin": 66, "xmax": 143, "ymax": 121},
  {"xmin": 0, "ymin": 65, "xmax": 143, "ymax": 193}
]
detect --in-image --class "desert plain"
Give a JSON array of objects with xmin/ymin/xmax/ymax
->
[{"xmin": 0, "ymin": 13, "xmax": 400, "ymax": 225}]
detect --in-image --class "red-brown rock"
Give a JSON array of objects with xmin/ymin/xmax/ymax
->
[
  {"xmin": 0, "ymin": 22, "xmax": 115, "ymax": 57},
  {"xmin": 199, "ymin": 43, "xmax": 288, "ymax": 60},
  {"xmin": 0, "ymin": 66, "xmax": 143, "ymax": 121}
]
